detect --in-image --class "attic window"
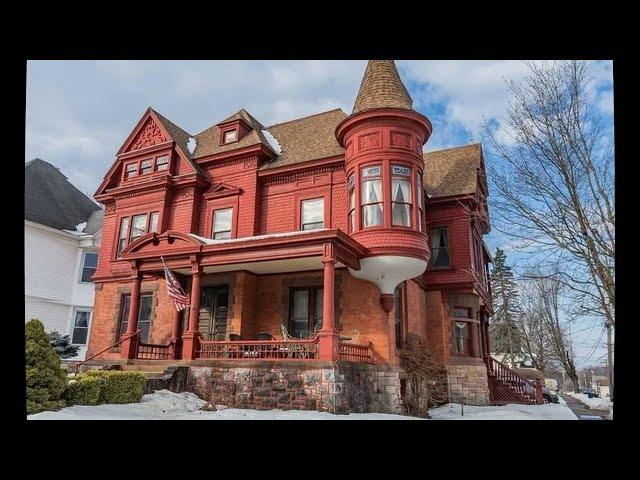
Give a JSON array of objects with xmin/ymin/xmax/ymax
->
[
  {"xmin": 155, "ymin": 155, "xmax": 169, "ymax": 171},
  {"xmin": 125, "ymin": 163, "xmax": 137, "ymax": 179},
  {"xmin": 223, "ymin": 129, "xmax": 238, "ymax": 144},
  {"xmin": 140, "ymin": 159, "xmax": 153, "ymax": 175}
]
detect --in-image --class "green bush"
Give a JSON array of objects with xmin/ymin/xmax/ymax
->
[
  {"xmin": 63, "ymin": 376, "xmax": 106, "ymax": 406},
  {"xmin": 26, "ymin": 319, "xmax": 67, "ymax": 414},
  {"xmin": 83, "ymin": 370, "xmax": 146, "ymax": 404}
]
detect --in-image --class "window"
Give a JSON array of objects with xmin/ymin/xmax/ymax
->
[
  {"xmin": 394, "ymin": 284, "xmax": 404, "ymax": 348},
  {"xmin": 117, "ymin": 217, "xmax": 130, "ymax": 255},
  {"xmin": 454, "ymin": 321, "xmax": 471, "ymax": 355},
  {"xmin": 301, "ymin": 198, "xmax": 324, "ymax": 231},
  {"xmin": 80, "ymin": 252, "xmax": 98, "ymax": 283},
  {"xmin": 223, "ymin": 130, "xmax": 237, "ymax": 143},
  {"xmin": 417, "ymin": 171, "xmax": 424, "ymax": 231},
  {"xmin": 392, "ymin": 164, "xmax": 412, "ymax": 226},
  {"xmin": 361, "ymin": 165, "xmax": 383, "ymax": 227},
  {"xmin": 130, "ymin": 214, "xmax": 147, "ymax": 243},
  {"xmin": 155, "ymin": 155, "xmax": 169, "ymax": 171},
  {"xmin": 140, "ymin": 158, "xmax": 153, "ymax": 175},
  {"xmin": 454, "ymin": 307, "xmax": 472, "ymax": 318},
  {"xmin": 125, "ymin": 163, "xmax": 138, "ymax": 179},
  {"xmin": 430, "ymin": 227, "xmax": 450, "ymax": 268},
  {"xmin": 71, "ymin": 309, "xmax": 91, "ymax": 345},
  {"xmin": 212, "ymin": 208, "xmax": 233, "ymax": 239},
  {"xmin": 149, "ymin": 212, "xmax": 159, "ymax": 234},
  {"xmin": 289, "ymin": 287, "xmax": 323, "ymax": 339},
  {"xmin": 118, "ymin": 294, "xmax": 153, "ymax": 343},
  {"xmin": 348, "ymin": 174, "xmax": 356, "ymax": 233}
]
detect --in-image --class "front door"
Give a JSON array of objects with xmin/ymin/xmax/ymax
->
[{"xmin": 199, "ymin": 285, "xmax": 229, "ymax": 340}]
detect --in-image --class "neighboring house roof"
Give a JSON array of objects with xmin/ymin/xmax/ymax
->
[
  {"xmin": 25, "ymin": 158, "xmax": 101, "ymax": 231},
  {"xmin": 84, "ymin": 208, "xmax": 104, "ymax": 234},
  {"xmin": 352, "ymin": 60, "xmax": 413, "ymax": 114},
  {"xmin": 260, "ymin": 109, "xmax": 347, "ymax": 170},
  {"xmin": 423, "ymin": 144, "xmax": 483, "ymax": 198}
]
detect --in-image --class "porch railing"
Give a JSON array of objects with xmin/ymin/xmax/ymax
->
[
  {"xmin": 136, "ymin": 341, "xmax": 172, "ymax": 360},
  {"xmin": 198, "ymin": 337, "xmax": 319, "ymax": 360},
  {"xmin": 339, "ymin": 341, "xmax": 374, "ymax": 364},
  {"xmin": 73, "ymin": 331, "xmax": 140, "ymax": 375},
  {"xmin": 485, "ymin": 356, "xmax": 543, "ymax": 405}
]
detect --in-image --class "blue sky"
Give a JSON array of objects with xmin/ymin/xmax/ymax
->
[{"xmin": 25, "ymin": 60, "xmax": 614, "ymax": 367}]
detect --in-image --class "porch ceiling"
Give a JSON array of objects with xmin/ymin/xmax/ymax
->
[{"xmin": 175, "ymin": 256, "xmax": 345, "ymax": 275}]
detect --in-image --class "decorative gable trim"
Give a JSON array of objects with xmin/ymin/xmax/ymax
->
[{"xmin": 203, "ymin": 182, "xmax": 242, "ymax": 200}]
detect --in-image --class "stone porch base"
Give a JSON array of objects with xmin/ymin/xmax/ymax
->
[{"xmin": 446, "ymin": 363, "xmax": 491, "ymax": 406}]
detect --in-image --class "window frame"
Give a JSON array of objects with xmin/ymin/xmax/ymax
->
[
  {"xmin": 212, "ymin": 207, "xmax": 234, "ymax": 240},
  {"xmin": 360, "ymin": 164, "xmax": 384, "ymax": 229},
  {"xmin": 348, "ymin": 174, "xmax": 356, "ymax": 233},
  {"xmin": 429, "ymin": 226, "xmax": 451, "ymax": 270},
  {"xmin": 451, "ymin": 307, "xmax": 477, "ymax": 357},
  {"xmin": 155, "ymin": 155, "xmax": 169, "ymax": 172},
  {"xmin": 391, "ymin": 163, "xmax": 413, "ymax": 227},
  {"xmin": 79, "ymin": 251, "xmax": 99, "ymax": 284},
  {"xmin": 300, "ymin": 197, "xmax": 325, "ymax": 231},
  {"xmin": 122, "ymin": 153, "xmax": 172, "ymax": 181},
  {"xmin": 70, "ymin": 308, "xmax": 92, "ymax": 346},
  {"xmin": 288, "ymin": 286, "xmax": 324, "ymax": 339},
  {"xmin": 117, "ymin": 293, "xmax": 154, "ymax": 343},
  {"xmin": 115, "ymin": 210, "xmax": 161, "ymax": 259}
]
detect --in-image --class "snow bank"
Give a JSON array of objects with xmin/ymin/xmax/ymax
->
[
  {"xmin": 565, "ymin": 392, "xmax": 612, "ymax": 412},
  {"xmin": 428, "ymin": 402, "xmax": 578, "ymax": 420}
]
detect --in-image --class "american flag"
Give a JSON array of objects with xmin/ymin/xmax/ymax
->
[{"xmin": 161, "ymin": 257, "xmax": 189, "ymax": 311}]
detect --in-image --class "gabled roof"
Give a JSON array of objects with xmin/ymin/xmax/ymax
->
[
  {"xmin": 260, "ymin": 109, "xmax": 347, "ymax": 170},
  {"xmin": 423, "ymin": 144, "xmax": 484, "ymax": 198},
  {"xmin": 25, "ymin": 158, "xmax": 101, "ymax": 231},
  {"xmin": 352, "ymin": 60, "xmax": 413, "ymax": 114},
  {"xmin": 192, "ymin": 109, "xmax": 274, "ymax": 159}
]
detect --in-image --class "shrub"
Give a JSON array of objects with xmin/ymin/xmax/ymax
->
[
  {"xmin": 64, "ymin": 376, "xmax": 105, "ymax": 406},
  {"xmin": 26, "ymin": 319, "xmax": 67, "ymax": 414},
  {"xmin": 49, "ymin": 330, "xmax": 80, "ymax": 359},
  {"xmin": 83, "ymin": 370, "xmax": 146, "ymax": 404}
]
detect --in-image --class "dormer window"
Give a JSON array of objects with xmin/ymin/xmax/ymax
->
[
  {"xmin": 223, "ymin": 129, "xmax": 238, "ymax": 144},
  {"xmin": 125, "ymin": 163, "xmax": 137, "ymax": 179}
]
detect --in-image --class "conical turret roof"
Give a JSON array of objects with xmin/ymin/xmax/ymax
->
[{"xmin": 352, "ymin": 60, "xmax": 413, "ymax": 114}]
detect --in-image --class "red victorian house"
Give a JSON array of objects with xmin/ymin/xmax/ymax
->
[{"xmin": 85, "ymin": 60, "xmax": 537, "ymax": 414}]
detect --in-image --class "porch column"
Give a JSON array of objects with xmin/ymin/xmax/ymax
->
[
  {"xmin": 181, "ymin": 264, "xmax": 202, "ymax": 360},
  {"xmin": 121, "ymin": 271, "xmax": 142, "ymax": 359},
  {"xmin": 318, "ymin": 244, "xmax": 339, "ymax": 361},
  {"xmin": 169, "ymin": 307, "xmax": 183, "ymax": 359}
]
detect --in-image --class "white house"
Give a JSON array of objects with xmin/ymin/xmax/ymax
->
[{"xmin": 25, "ymin": 158, "xmax": 103, "ymax": 360}]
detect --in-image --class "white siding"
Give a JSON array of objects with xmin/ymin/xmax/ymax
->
[{"xmin": 25, "ymin": 221, "xmax": 101, "ymax": 360}]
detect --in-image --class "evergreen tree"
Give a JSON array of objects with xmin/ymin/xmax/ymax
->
[
  {"xmin": 49, "ymin": 330, "xmax": 80, "ymax": 359},
  {"xmin": 489, "ymin": 248, "xmax": 523, "ymax": 366},
  {"xmin": 26, "ymin": 319, "xmax": 67, "ymax": 414}
]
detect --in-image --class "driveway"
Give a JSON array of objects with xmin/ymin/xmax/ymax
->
[{"xmin": 562, "ymin": 394, "xmax": 609, "ymax": 420}]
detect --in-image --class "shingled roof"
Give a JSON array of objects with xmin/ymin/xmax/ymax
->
[
  {"xmin": 260, "ymin": 109, "xmax": 347, "ymax": 170},
  {"xmin": 352, "ymin": 60, "xmax": 413, "ymax": 114},
  {"xmin": 25, "ymin": 158, "xmax": 101, "ymax": 231},
  {"xmin": 423, "ymin": 144, "xmax": 484, "ymax": 198}
]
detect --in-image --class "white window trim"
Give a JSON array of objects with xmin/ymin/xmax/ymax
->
[
  {"xmin": 69, "ymin": 307, "xmax": 93, "ymax": 346},
  {"xmin": 78, "ymin": 250, "xmax": 99, "ymax": 284}
]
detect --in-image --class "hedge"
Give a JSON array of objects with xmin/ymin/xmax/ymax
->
[
  {"xmin": 64, "ymin": 376, "xmax": 105, "ymax": 406},
  {"xmin": 82, "ymin": 370, "xmax": 146, "ymax": 404}
]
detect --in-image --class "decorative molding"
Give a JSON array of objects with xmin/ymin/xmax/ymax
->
[
  {"xmin": 130, "ymin": 119, "xmax": 168, "ymax": 151},
  {"xmin": 262, "ymin": 163, "xmax": 343, "ymax": 187},
  {"xmin": 358, "ymin": 132, "xmax": 381, "ymax": 151}
]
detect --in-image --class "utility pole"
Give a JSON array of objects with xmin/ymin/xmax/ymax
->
[{"xmin": 606, "ymin": 320, "xmax": 614, "ymax": 401}]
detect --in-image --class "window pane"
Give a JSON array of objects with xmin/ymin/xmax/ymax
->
[
  {"xmin": 362, "ymin": 204, "xmax": 383, "ymax": 227},
  {"xmin": 430, "ymin": 228, "xmax": 450, "ymax": 268},
  {"xmin": 131, "ymin": 214, "xmax": 147, "ymax": 241},
  {"xmin": 72, "ymin": 311, "xmax": 90, "ymax": 344},
  {"xmin": 392, "ymin": 203, "xmax": 411, "ymax": 226},
  {"xmin": 119, "ymin": 296, "xmax": 131, "ymax": 338},
  {"xmin": 224, "ymin": 130, "xmax": 237, "ymax": 143},
  {"xmin": 213, "ymin": 208, "xmax": 232, "ymax": 237},
  {"xmin": 292, "ymin": 289, "xmax": 309, "ymax": 338},
  {"xmin": 149, "ymin": 212, "xmax": 159, "ymax": 233},
  {"xmin": 81, "ymin": 266, "xmax": 96, "ymax": 283},
  {"xmin": 362, "ymin": 166, "xmax": 381, "ymax": 177},
  {"xmin": 138, "ymin": 295, "xmax": 153, "ymax": 343},
  {"xmin": 302, "ymin": 198, "xmax": 324, "ymax": 230},
  {"xmin": 125, "ymin": 163, "xmax": 137, "ymax": 178},
  {"xmin": 392, "ymin": 165, "xmax": 410, "ymax": 176},
  {"xmin": 118, "ymin": 217, "xmax": 129, "ymax": 255},
  {"xmin": 392, "ymin": 178, "xmax": 411, "ymax": 203},
  {"xmin": 455, "ymin": 322, "xmax": 470, "ymax": 355},
  {"xmin": 361, "ymin": 179, "xmax": 382, "ymax": 203},
  {"xmin": 349, "ymin": 211, "xmax": 356, "ymax": 233},
  {"xmin": 315, "ymin": 288, "xmax": 323, "ymax": 324},
  {"xmin": 213, "ymin": 231, "xmax": 232, "ymax": 240},
  {"xmin": 83, "ymin": 252, "xmax": 98, "ymax": 268},
  {"xmin": 155, "ymin": 155, "xmax": 169, "ymax": 171},
  {"xmin": 454, "ymin": 307, "xmax": 472, "ymax": 318},
  {"xmin": 140, "ymin": 159, "xmax": 153, "ymax": 174}
]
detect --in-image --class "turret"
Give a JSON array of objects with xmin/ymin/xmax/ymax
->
[{"xmin": 336, "ymin": 60, "xmax": 433, "ymax": 311}]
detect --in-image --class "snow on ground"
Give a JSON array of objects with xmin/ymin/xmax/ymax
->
[
  {"xmin": 428, "ymin": 402, "xmax": 578, "ymax": 420},
  {"xmin": 28, "ymin": 390, "xmax": 578, "ymax": 420},
  {"xmin": 565, "ymin": 392, "xmax": 613, "ymax": 412}
]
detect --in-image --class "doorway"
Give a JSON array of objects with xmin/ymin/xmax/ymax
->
[{"xmin": 199, "ymin": 285, "xmax": 230, "ymax": 340}]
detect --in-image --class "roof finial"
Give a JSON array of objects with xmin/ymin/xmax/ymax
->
[{"xmin": 352, "ymin": 60, "xmax": 413, "ymax": 114}]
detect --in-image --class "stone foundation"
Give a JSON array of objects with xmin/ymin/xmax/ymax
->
[
  {"xmin": 186, "ymin": 360, "xmax": 404, "ymax": 415},
  {"xmin": 446, "ymin": 363, "xmax": 490, "ymax": 406}
]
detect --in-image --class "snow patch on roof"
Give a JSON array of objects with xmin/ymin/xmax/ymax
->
[
  {"xmin": 187, "ymin": 137, "xmax": 197, "ymax": 155},
  {"xmin": 262, "ymin": 129, "xmax": 282, "ymax": 155},
  {"xmin": 190, "ymin": 228, "xmax": 330, "ymax": 245},
  {"xmin": 75, "ymin": 221, "xmax": 87, "ymax": 232}
]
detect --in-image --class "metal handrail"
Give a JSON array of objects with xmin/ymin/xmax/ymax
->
[{"xmin": 73, "ymin": 331, "xmax": 140, "ymax": 375}]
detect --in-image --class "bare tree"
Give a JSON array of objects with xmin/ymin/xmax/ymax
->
[
  {"xmin": 482, "ymin": 61, "xmax": 615, "ymax": 331},
  {"xmin": 517, "ymin": 279, "xmax": 556, "ymax": 374}
]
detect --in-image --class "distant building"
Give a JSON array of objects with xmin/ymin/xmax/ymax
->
[{"xmin": 25, "ymin": 158, "xmax": 103, "ymax": 360}]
